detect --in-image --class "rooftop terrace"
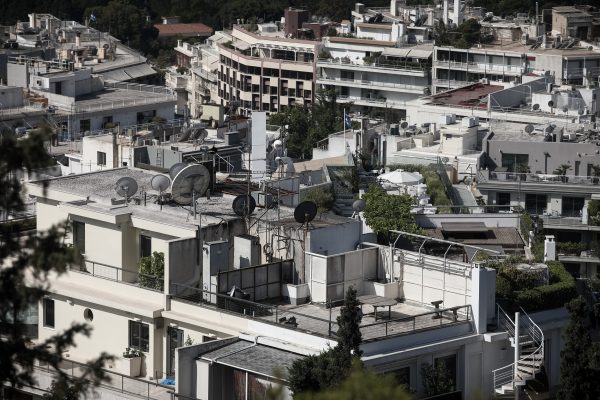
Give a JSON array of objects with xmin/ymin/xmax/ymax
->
[{"xmin": 426, "ymin": 82, "xmax": 504, "ymax": 108}]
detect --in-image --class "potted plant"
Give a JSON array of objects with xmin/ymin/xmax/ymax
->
[
  {"xmin": 591, "ymin": 165, "xmax": 600, "ymax": 184},
  {"xmin": 553, "ymin": 164, "xmax": 571, "ymax": 183},
  {"xmin": 118, "ymin": 347, "xmax": 143, "ymax": 377}
]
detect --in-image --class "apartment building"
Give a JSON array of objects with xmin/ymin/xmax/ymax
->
[{"xmin": 218, "ymin": 25, "xmax": 317, "ymax": 115}]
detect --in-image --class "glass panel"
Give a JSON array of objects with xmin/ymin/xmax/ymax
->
[
  {"xmin": 140, "ymin": 235, "xmax": 152, "ymax": 258},
  {"xmin": 434, "ymin": 354, "xmax": 457, "ymax": 392},
  {"xmin": 43, "ymin": 298, "xmax": 55, "ymax": 328}
]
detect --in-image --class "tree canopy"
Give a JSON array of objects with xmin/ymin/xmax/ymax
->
[{"xmin": 0, "ymin": 128, "xmax": 112, "ymax": 394}]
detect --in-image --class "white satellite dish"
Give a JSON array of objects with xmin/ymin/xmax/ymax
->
[
  {"xmin": 151, "ymin": 174, "xmax": 171, "ymax": 192},
  {"xmin": 171, "ymin": 164, "xmax": 211, "ymax": 204}
]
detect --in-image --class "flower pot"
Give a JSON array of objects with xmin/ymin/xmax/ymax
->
[{"xmin": 117, "ymin": 356, "xmax": 142, "ymax": 377}]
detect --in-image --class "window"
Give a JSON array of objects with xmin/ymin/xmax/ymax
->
[
  {"xmin": 497, "ymin": 192, "xmax": 511, "ymax": 211},
  {"xmin": 501, "ymin": 153, "xmax": 529, "ymax": 173},
  {"xmin": 140, "ymin": 235, "xmax": 152, "ymax": 258},
  {"xmin": 97, "ymin": 151, "xmax": 107, "ymax": 166},
  {"xmin": 43, "ymin": 298, "xmax": 55, "ymax": 328},
  {"xmin": 72, "ymin": 221, "xmax": 85, "ymax": 255},
  {"xmin": 388, "ymin": 366, "xmax": 411, "ymax": 389},
  {"xmin": 525, "ymin": 194, "xmax": 547, "ymax": 215},
  {"xmin": 129, "ymin": 320, "xmax": 149, "ymax": 352},
  {"xmin": 562, "ymin": 197, "xmax": 585, "ymax": 217},
  {"xmin": 434, "ymin": 354, "xmax": 457, "ymax": 392},
  {"xmin": 79, "ymin": 119, "xmax": 91, "ymax": 132}
]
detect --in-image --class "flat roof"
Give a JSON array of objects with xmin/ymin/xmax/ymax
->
[
  {"xmin": 441, "ymin": 222, "xmax": 488, "ymax": 232},
  {"xmin": 200, "ymin": 339, "xmax": 303, "ymax": 379},
  {"xmin": 427, "ymin": 83, "xmax": 503, "ymax": 108},
  {"xmin": 154, "ymin": 23, "xmax": 213, "ymax": 36}
]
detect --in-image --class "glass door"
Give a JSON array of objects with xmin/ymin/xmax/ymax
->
[{"xmin": 167, "ymin": 327, "xmax": 183, "ymax": 378}]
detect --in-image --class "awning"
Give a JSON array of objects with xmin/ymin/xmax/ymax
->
[
  {"xmin": 233, "ymin": 41, "xmax": 250, "ymax": 51},
  {"xmin": 381, "ymin": 47, "xmax": 412, "ymax": 58},
  {"xmin": 441, "ymin": 222, "xmax": 488, "ymax": 233},
  {"xmin": 97, "ymin": 63, "xmax": 156, "ymax": 82}
]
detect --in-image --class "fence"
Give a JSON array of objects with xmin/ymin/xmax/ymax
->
[
  {"xmin": 70, "ymin": 260, "xmax": 164, "ymax": 292},
  {"xmin": 216, "ymin": 260, "xmax": 294, "ymax": 302},
  {"xmin": 35, "ymin": 359, "xmax": 180, "ymax": 400}
]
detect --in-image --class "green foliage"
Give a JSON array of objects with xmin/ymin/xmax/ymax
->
[
  {"xmin": 494, "ymin": 260, "xmax": 577, "ymax": 312},
  {"xmin": 302, "ymin": 186, "xmax": 335, "ymax": 215},
  {"xmin": 122, "ymin": 347, "xmax": 144, "ymax": 358},
  {"xmin": 43, "ymin": 380, "xmax": 80, "ymax": 400},
  {"xmin": 421, "ymin": 361, "xmax": 455, "ymax": 396},
  {"xmin": 295, "ymin": 361, "xmax": 412, "ymax": 400},
  {"xmin": 184, "ymin": 335, "xmax": 195, "ymax": 346},
  {"xmin": 362, "ymin": 185, "xmax": 421, "ymax": 242},
  {"xmin": 388, "ymin": 164, "xmax": 452, "ymax": 211},
  {"xmin": 434, "ymin": 18, "xmax": 490, "ymax": 48},
  {"xmin": 558, "ymin": 296, "xmax": 600, "ymax": 400},
  {"xmin": 0, "ymin": 128, "xmax": 112, "ymax": 394},
  {"xmin": 138, "ymin": 251, "xmax": 165, "ymax": 290},
  {"xmin": 553, "ymin": 163, "xmax": 572, "ymax": 176},
  {"xmin": 589, "ymin": 200, "xmax": 600, "ymax": 226},
  {"xmin": 557, "ymin": 241, "xmax": 587, "ymax": 256},
  {"xmin": 288, "ymin": 287, "xmax": 363, "ymax": 396}
]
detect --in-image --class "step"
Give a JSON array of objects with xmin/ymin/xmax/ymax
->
[
  {"xmin": 517, "ymin": 365, "xmax": 538, "ymax": 375},
  {"xmin": 496, "ymin": 384, "xmax": 515, "ymax": 395},
  {"xmin": 519, "ymin": 359, "xmax": 542, "ymax": 367}
]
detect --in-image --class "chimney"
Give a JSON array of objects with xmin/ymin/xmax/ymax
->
[
  {"xmin": 29, "ymin": 13, "xmax": 36, "ymax": 29},
  {"xmin": 543, "ymin": 235, "xmax": 556, "ymax": 262},
  {"xmin": 454, "ymin": 0, "xmax": 462, "ymax": 26},
  {"xmin": 76, "ymin": 32, "xmax": 81, "ymax": 48},
  {"xmin": 112, "ymin": 130, "xmax": 119, "ymax": 168}
]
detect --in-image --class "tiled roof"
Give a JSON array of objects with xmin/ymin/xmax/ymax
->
[{"xmin": 154, "ymin": 23, "xmax": 213, "ymax": 36}]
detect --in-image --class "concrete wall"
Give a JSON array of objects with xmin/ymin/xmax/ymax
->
[
  {"xmin": 0, "ymin": 85, "xmax": 24, "ymax": 108},
  {"xmin": 415, "ymin": 213, "xmax": 520, "ymax": 228}
]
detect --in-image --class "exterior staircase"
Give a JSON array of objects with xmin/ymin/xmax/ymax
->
[{"xmin": 493, "ymin": 305, "xmax": 545, "ymax": 397}]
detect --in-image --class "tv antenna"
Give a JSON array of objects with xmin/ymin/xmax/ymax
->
[{"xmin": 115, "ymin": 177, "xmax": 138, "ymax": 203}]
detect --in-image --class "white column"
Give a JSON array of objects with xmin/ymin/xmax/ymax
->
[{"xmin": 514, "ymin": 311, "xmax": 520, "ymax": 398}]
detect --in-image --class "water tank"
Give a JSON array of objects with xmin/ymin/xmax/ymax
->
[{"xmin": 514, "ymin": 263, "xmax": 549, "ymax": 286}]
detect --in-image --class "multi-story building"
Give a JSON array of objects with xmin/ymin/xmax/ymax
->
[{"xmin": 217, "ymin": 25, "xmax": 317, "ymax": 115}]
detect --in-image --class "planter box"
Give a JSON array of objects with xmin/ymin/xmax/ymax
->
[
  {"xmin": 363, "ymin": 280, "xmax": 401, "ymax": 299},
  {"xmin": 284, "ymin": 283, "xmax": 310, "ymax": 305},
  {"xmin": 117, "ymin": 356, "xmax": 142, "ymax": 377}
]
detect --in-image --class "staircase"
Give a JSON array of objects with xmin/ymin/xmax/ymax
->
[{"xmin": 493, "ymin": 305, "xmax": 545, "ymax": 397}]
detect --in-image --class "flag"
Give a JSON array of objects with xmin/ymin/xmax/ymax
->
[
  {"xmin": 344, "ymin": 111, "xmax": 352, "ymax": 129},
  {"xmin": 89, "ymin": 12, "xmax": 97, "ymax": 23}
]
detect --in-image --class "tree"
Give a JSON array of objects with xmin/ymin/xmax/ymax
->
[
  {"xmin": 558, "ymin": 296, "xmax": 600, "ymax": 399},
  {"xmin": 0, "ymin": 129, "xmax": 112, "ymax": 393},
  {"xmin": 421, "ymin": 361, "xmax": 455, "ymax": 396},
  {"xmin": 336, "ymin": 286, "xmax": 362, "ymax": 357},
  {"xmin": 43, "ymin": 380, "xmax": 80, "ymax": 400},
  {"xmin": 303, "ymin": 187, "xmax": 335, "ymax": 216},
  {"xmin": 362, "ymin": 185, "xmax": 421, "ymax": 242},
  {"xmin": 138, "ymin": 251, "xmax": 165, "ymax": 290},
  {"xmin": 288, "ymin": 287, "xmax": 363, "ymax": 396},
  {"xmin": 295, "ymin": 361, "xmax": 412, "ymax": 400}
]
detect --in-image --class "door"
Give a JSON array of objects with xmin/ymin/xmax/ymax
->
[{"xmin": 167, "ymin": 327, "xmax": 183, "ymax": 378}]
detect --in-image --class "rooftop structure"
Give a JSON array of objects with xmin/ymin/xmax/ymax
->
[{"xmin": 154, "ymin": 22, "xmax": 213, "ymax": 39}]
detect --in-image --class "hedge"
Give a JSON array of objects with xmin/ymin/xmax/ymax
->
[{"xmin": 497, "ymin": 261, "xmax": 577, "ymax": 313}]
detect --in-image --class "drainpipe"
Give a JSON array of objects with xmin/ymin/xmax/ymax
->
[{"xmin": 112, "ymin": 130, "xmax": 118, "ymax": 168}]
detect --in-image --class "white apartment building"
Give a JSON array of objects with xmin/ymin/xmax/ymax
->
[
  {"xmin": 218, "ymin": 26, "xmax": 317, "ymax": 115},
  {"xmin": 20, "ymin": 164, "xmax": 574, "ymax": 400}
]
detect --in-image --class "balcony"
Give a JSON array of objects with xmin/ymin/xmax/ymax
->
[
  {"xmin": 317, "ymin": 58, "xmax": 428, "ymax": 77},
  {"xmin": 477, "ymin": 170, "xmax": 600, "ymax": 196},
  {"xmin": 70, "ymin": 259, "xmax": 164, "ymax": 293},
  {"xmin": 336, "ymin": 95, "xmax": 408, "ymax": 108},
  {"xmin": 434, "ymin": 60, "xmax": 524, "ymax": 75},
  {"xmin": 540, "ymin": 215, "xmax": 600, "ymax": 232},
  {"xmin": 317, "ymin": 75, "xmax": 425, "ymax": 94}
]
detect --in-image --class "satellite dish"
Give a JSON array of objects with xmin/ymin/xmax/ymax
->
[
  {"xmin": 294, "ymin": 201, "xmax": 318, "ymax": 224},
  {"xmin": 150, "ymin": 174, "xmax": 171, "ymax": 192},
  {"xmin": 115, "ymin": 177, "xmax": 138, "ymax": 199},
  {"xmin": 193, "ymin": 129, "xmax": 208, "ymax": 142},
  {"xmin": 352, "ymin": 199, "xmax": 366, "ymax": 212},
  {"xmin": 232, "ymin": 194, "xmax": 256, "ymax": 216},
  {"xmin": 532, "ymin": 104, "xmax": 540, "ymax": 110},
  {"xmin": 171, "ymin": 164, "xmax": 211, "ymax": 204},
  {"xmin": 441, "ymin": 157, "xmax": 450, "ymax": 163},
  {"xmin": 548, "ymin": 100, "xmax": 554, "ymax": 108},
  {"xmin": 578, "ymin": 109, "xmax": 584, "ymax": 115},
  {"xmin": 169, "ymin": 162, "xmax": 186, "ymax": 179},
  {"xmin": 400, "ymin": 121, "xmax": 409, "ymax": 129},
  {"xmin": 524, "ymin": 124, "xmax": 534, "ymax": 134},
  {"xmin": 562, "ymin": 106, "xmax": 569, "ymax": 113}
]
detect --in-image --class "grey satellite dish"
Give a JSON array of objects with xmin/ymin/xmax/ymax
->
[
  {"xmin": 232, "ymin": 194, "xmax": 256, "ymax": 216},
  {"xmin": 294, "ymin": 201, "xmax": 318, "ymax": 224},
  {"xmin": 400, "ymin": 121, "xmax": 409, "ymax": 129},
  {"xmin": 171, "ymin": 164, "xmax": 210, "ymax": 204},
  {"xmin": 524, "ymin": 124, "xmax": 534, "ymax": 134},
  {"xmin": 115, "ymin": 177, "xmax": 138, "ymax": 199},
  {"xmin": 562, "ymin": 106, "xmax": 569, "ymax": 113},
  {"xmin": 532, "ymin": 104, "xmax": 540, "ymax": 111},
  {"xmin": 578, "ymin": 109, "xmax": 584, "ymax": 115},
  {"xmin": 150, "ymin": 174, "xmax": 171, "ymax": 192},
  {"xmin": 441, "ymin": 157, "xmax": 450, "ymax": 163},
  {"xmin": 169, "ymin": 162, "xmax": 186, "ymax": 179},
  {"xmin": 193, "ymin": 129, "xmax": 208, "ymax": 142},
  {"xmin": 178, "ymin": 126, "xmax": 192, "ymax": 142},
  {"xmin": 548, "ymin": 100, "xmax": 554, "ymax": 108},
  {"xmin": 352, "ymin": 199, "xmax": 366, "ymax": 212}
]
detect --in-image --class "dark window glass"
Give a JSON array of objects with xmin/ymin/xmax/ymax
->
[
  {"xmin": 140, "ymin": 235, "xmax": 152, "ymax": 258},
  {"xmin": 129, "ymin": 320, "xmax": 149, "ymax": 352},
  {"xmin": 73, "ymin": 221, "xmax": 85, "ymax": 254},
  {"xmin": 43, "ymin": 298, "xmax": 55, "ymax": 328}
]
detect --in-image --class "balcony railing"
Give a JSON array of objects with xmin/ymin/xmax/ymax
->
[
  {"xmin": 434, "ymin": 60, "xmax": 523, "ymax": 74},
  {"xmin": 70, "ymin": 259, "xmax": 164, "ymax": 292},
  {"xmin": 337, "ymin": 95, "xmax": 408, "ymax": 108},
  {"xmin": 317, "ymin": 75, "xmax": 425, "ymax": 91},
  {"xmin": 317, "ymin": 58, "xmax": 427, "ymax": 73},
  {"xmin": 478, "ymin": 170, "xmax": 600, "ymax": 186}
]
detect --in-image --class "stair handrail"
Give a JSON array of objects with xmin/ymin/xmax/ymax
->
[
  {"xmin": 497, "ymin": 304, "xmax": 515, "ymax": 337},
  {"xmin": 492, "ymin": 304, "xmax": 516, "ymax": 392},
  {"xmin": 517, "ymin": 307, "xmax": 545, "ymax": 371}
]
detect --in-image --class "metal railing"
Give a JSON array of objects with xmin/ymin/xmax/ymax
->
[
  {"xmin": 317, "ymin": 75, "xmax": 425, "ymax": 91},
  {"xmin": 35, "ymin": 359, "xmax": 178, "ymax": 400},
  {"xmin": 359, "ymin": 305, "xmax": 471, "ymax": 341},
  {"xmin": 434, "ymin": 60, "xmax": 524, "ymax": 74},
  {"xmin": 317, "ymin": 58, "xmax": 427, "ymax": 73},
  {"xmin": 478, "ymin": 170, "xmax": 600, "ymax": 186},
  {"xmin": 70, "ymin": 260, "xmax": 164, "ymax": 292}
]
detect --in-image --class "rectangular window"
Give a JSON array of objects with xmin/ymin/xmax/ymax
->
[
  {"xmin": 497, "ymin": 192, "xmax": 511, "ymax": 211},
  {"xmin": 43, "ymin": 298, "xmax": 55, "ymax": 328},
  {"xmin": 562, "ymin": 197, "xmax": 585, "ymax": 217},
  {"xmin": 434, "ymin": 354, "xmax": 457, "ymax": 392},
  {"xmin": 129, "ymin": 320, "xmax": 150, "ymax": 352},
  {"xmin": 140, "ymin": 235, "xmax": 152, "ymax": 258},
  {"xmin": 525, "ymin": 194, "xmax": 547, "ymax": 215},
  {"xmin": 73, "ymin": 221, "xmax": 85, "ymax": 255},
  {"xmin": 501, "ymin": 153, "xmax": 529, "ymax": 173},
  {"xmin": 79, "ymin": 119, "xmax": 91, "ymax": 132},
  {"xmin": 97, "ymin": 151, "xmax": 106, "ymax": 166}
]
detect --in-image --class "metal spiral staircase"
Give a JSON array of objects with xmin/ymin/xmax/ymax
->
[{"xmin": 492, "ymin": 305, "xmax": 545, "ymax": 397}]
